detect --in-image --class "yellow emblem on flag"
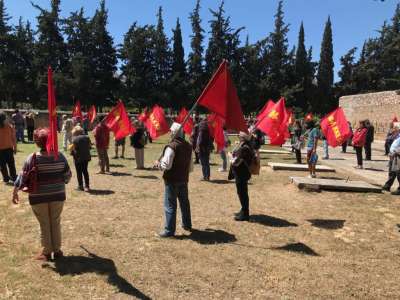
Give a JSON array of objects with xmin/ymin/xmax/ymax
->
[{"xmin": 268, "ymin": 110, "xmax": 279, "ymax": 120}]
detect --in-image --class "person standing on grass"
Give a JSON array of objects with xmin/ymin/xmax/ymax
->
[
  {"xmin": 70, "ymin": 126, "xmax": 91, "ymax": 192},
  {"xmin": 61, "ymin": 115, "xmax": 73, "ymax": 151},
  {"xmin": 231, "ymin": 131, "xmax": 255, "ymax": 221},
  {"xmin": 218, "ymin": 127, "xmax": 230, "ymax": 172},
  {"xmin": 93, "ymin": 117, "xmax": 110, "ymax": 174},
  {"xmin": 12, "ymin": 128, "xmax": 72, "ymax": 261},
  {"xmin": 190, "ymin": 115, "xmax": 201, "ymax": 164},
  {"xmin": 292, "ymin": 120, "xmax": 303, "ymax": 164},
  {"xmin": 304, "ymin": 120, "xmax": 319, "ymax": 178},
  {"xmin": 383, "ymin": 123, "xmax": 400, "ymax": 194},
  {"xmin": 352, "ymin": 120, "xmax": 368, "ymax": 169},
  {"xmin": 156, "ymin": 123, "xmax": 193, "ymax": 238},
  {"xmin": 196, "ymin": 119, "xmax": 213, "ymax": 181},
  {"xmin": 130, "ymin": 121, "xmax": 146, "ymax": 169},
  {"xmin": 321, "ymin": 131, "xmax": 329, "ymax": 160},
  {"xmin": 364, "ymin": 119, "xmax": 374, "ymax": 161},
  {"xmin": 12, "ymin": 109, "xmax": 25, "ymax": 143},
  {"xmin": 0, "ymin": 112, "xmax": 17, "ymax": 184},
  {"xmin": 113, "ymin": 137, "xmax": 126, "ymax": 159},
  {"xmin": 341, "ymin": 122, "xmax": 353, "ymax": 153},
  {"xmin": 25, "ymin": 112, "xmax": 35, "ymax": 142}
]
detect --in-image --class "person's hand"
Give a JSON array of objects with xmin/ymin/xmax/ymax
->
[
  {"xmin": 13, "ymin": 148, "xmax": 17, "ymax": 154},
  {"xmin": 153, "ymin": 160, "xmax": 160, "ymax": 169},
  {"xmin": 12, "ymin": 191, "xmax": 19, "ymax": 204}
]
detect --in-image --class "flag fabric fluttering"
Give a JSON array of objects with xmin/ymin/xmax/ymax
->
[
  {"xmin": 320, "ymin": 107, "xmax": 352, "ymax": 148},
  {"xmin": 256, "ymin": 100, "xmax": 275, "ymax": 122},
  {"xmin": 207, "ymin": 113, "xmax": 225, "ymax": 152},
  {"xmin": 138, "ymin": 109, "xmax": 149, "ymax": 123},
  {"xmin": 196, "ymin": 60, "xmax": 248, "ymax": 133},
  {"xmin": 175, "ymin": 107, "xmax": 194, "ymax": 135},
  {"xmin": 145, "ymin": 105, "xmax": 169, "ymax": 139},
  {"xmin": 46, "ymin": 67, "xmax": 59, "ymax": 158},
  {"xmin": 87, "ymin": 105, "xmax": 97, "ymax": 124},
  {"xmin": 257, "ymin": 97, "xmax": 289, "ymax": 145},
  {"xmin": 104, "ymin": 101, "xmax": 136, "ymax": 140},
  {"xmin": 72, "ymin": 100, "xmax": 83, "ymax": 120}
]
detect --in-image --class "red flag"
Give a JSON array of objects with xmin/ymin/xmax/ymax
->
[
  {"xmin": 46, "ymin": 67, "xmax": 58, "ymax": 158},
  {"xmin": 145, "ymin": 105, "xmax": 169, "ymax": 139},
  {"xmin": 72, "ymin": 100, "xmax": 83, "ymax": 120},
  {"xmin": 176, "ymin": 108, "xmax": 193, "ymax": 135},
  {"xmin": 87, "ymin": 105, "xmax": 97, "ymax": 124},
  {"xmin": 257, "ymin": 98, "xmax": 289, "ymax": 145},
  {"xmin": 320, "ymin": 107, "xmax": 352, "ymax": 148},
  {"xmin": 305, "ymin": 113, "xmax": 313, "ymax": 122},
  {"xmin": 138, "ymin": 109, "xmax": 149, "ymax": 123},
  {"xmin": 286, "ymin": 108, "xmax": 294, "ymax": 126},
  {"xmin": 104, "ymin": 101, "xmax": 136, "ymax": 140},
  {"xmin": 197, "ymin": 60, "xmax": 247, "ymax": 133},
  {"xmin": 256, "ymin": 100, "xmax": 275, "ymax": 122},
  {"xmin": 207, "ymin": 113, "xmax": 225, "ymax": 152}
]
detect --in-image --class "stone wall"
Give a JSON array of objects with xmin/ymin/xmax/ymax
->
[{"xmin": 339, "ymin": 90, "xmax": 400, "ymax": 139}]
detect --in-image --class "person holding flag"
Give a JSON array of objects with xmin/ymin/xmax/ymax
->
[
  {"xmin": 155, "ymin": 123, "xmax": 193, "ymax": 238},
  {"xmin": 196, "ymin": 119, "xmax": 213, "ymax": 181},
  {"xmin": 130, "ymin": 120, "xmax": 146, "ymax": 169}
]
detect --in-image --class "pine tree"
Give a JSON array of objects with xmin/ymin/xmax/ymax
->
[
  {"xmin": 0, "ymin": 0, "xmax": 14, "ymax": 105},
  {"xmin": 294, "ymin": 22, "xmax": 309, "ymax": 109},
  {"xmin": 188, "ymin": 0, "xmax": 204, "ymax": 102},
  {"xmin": 337, "ymin": 47, "xmax": 357, "ymax": 96},
  {"xmin": 317, "ymin": 16, "xmax": 334, "ymax": 113}
]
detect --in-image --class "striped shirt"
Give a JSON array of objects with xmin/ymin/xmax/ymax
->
[{"xmin": 15, "ymin": 152, "xmax": 72, "ymax": 205}]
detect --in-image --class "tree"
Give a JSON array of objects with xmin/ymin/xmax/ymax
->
[
  {"xmin": 317, "ymin": 16, "xmax": 334, "ymax": 113},
  {"xmin": 188, "ymin": 0, "xmax": 204, "ymax": 103},
  {"xmin": 336, "ymin": 47, "xmax": 357, "ymax": 96},
  {"xmin": 0, "ymin": 0, "xmax": 14, "ymax": 105}
]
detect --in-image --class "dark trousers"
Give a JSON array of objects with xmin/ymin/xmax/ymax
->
[
  {"xmin": 194, "ymin": 151, "xmax": 200, "ymax": 164},
  {"xmin": 0, "ymin": 148, "xmax": 17, "ymax": 182},
  {"xmin": 74, "ymin": 160, "xmax": 90, "ymax": 188},
  {"xmin": 27, "ymin": 126, "xmax": 34, "ymax": 142},
  {"xmin": 164, "ymin": 182, "xmax": 191, "ymax": 235},
  {"xmin": 384, "ymin": 140, "xmax": 391, "ymax": 155},
  {"xmin": 355, "ymin": 146, "xmax": 363, "ymax": 166},
  {"xmin": 235, "ymin": 177, "xmax": 249, "ymax": 213},
  {"xmin": 295, "ymin": 149, "xmax": 302, "ymax": 163},
  {"xmin": 342, "ymin": 142, "xmax": 347, "ymax": 153},
  {"xmin": 199, "ymin": 152, "xmax": 210, "ymax": 180},
  {"xmin": 365, "ymin": 142, "xmax": 372, "ymax": 160},
  {"xmin": 384, "ymin": 159, "xmax": 400, "ymax": 190}
]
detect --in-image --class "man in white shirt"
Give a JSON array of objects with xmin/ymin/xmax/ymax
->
[
  {"xmin": 383, "ymin": 123, "xmax": 400, "ymax": 194},
  {"xmin": 156, "ymin": 123, "xmax": 193, "ymax": 237}
]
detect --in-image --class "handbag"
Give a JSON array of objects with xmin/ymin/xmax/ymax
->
[{"xmin": 21, "ymin": 153, "xmax": 38, "ymax": 193}]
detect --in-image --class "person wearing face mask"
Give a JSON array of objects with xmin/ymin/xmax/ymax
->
[{"xmin": 155, "ymin": 122, "xmax": 193, "ymax": 238}]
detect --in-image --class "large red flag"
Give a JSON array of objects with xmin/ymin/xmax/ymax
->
[
  {"xmin": 138, "ymin": 109, "xmax": 149, "ymax": 123},
  {"xmin": 197, "ymin": 60, "xmax": 247, "ymax": 133},
  {"xmin": 46, "ymin": 67, "xmax": 58, "ymax": 158},
  {"xmin": 145, "ymin": 105, "xmax": 169, "ymax": 139},
  {"xmin": 87, "ymin": 105, "xmax": 97, "ymax": 124},
  {"xmin": 175, "ymin": 107, "xmax": 193, "ymax": 135},
  {"xmin": 320, "ymin": 107, "xmax": 352, "ymax": 148},
  {"xmin": 257, "ymin": 98, "xmax": 289, "ymax": 145},
  {"xmin": 72, "ymin": 100, "xmax": 83, "ymax": 120},
  {"xmin": 208, "ymin": 113, "xmax": 225, "ymax": 152},
  {"xmin": 104, "ymin": 101, "xmax": 136, "ymax": 140},
  {"xmin": 256, "ymin": 100, "xmax": 275, "ymax": 122}
]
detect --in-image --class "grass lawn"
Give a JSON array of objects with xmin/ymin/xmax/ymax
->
[{"xmin": 1, "ymin": 134, "xmax": 400, "ymax": 299}]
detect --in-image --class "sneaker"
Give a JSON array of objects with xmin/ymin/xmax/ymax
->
[
  {"xmin": 84, "ymin": 187, "xmax": 90, "ymax": 192},
  {"xmin": 391, "ymin": 190, "xmax": 400, "ymax": 195},
  {"xmin": 234, "ymin": 212, "xmax": 250, "ymax": 222},
  {"xmin": 53, "ymin": 250, "xmax": 64, "ymax": 260},
  {"xmin": 158, "ymin": 231, "xmax": 174, "ymax": 238},
  {"xmin": 76, "ymin": 186, "xmax": 84, "ymax": 191},
  {"xmin": 382, "ymin": 186, "xmax": 391, "ymax": 192},
  {"xmin": 218, "ymin": 168, "xmax": 227, "ymax": 172},
  {"xmin": 182, "ymin": 226, "xmax": 192, "ymax": 232}
]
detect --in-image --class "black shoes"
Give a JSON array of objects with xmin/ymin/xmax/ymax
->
[
  {"xmin": 234, "ymin": 211, "xmax": 250, "ymax": 221},
  {"xmin": 182, "ymin": 226, "xmax": 192, "ymax": 232},
  {"xmin": 158, "ymin": 232, "xmax": 174, "ymax": 238},
  {"xmin": 391, "ymin": 189, "xmax": 400, "ymax": 195},
  {"xmin": 382, "ymin": 185, "xmax": 391, "ymax": 192}
]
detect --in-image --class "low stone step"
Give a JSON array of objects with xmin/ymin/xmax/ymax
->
[{"xmin": 266, "ymin": 162, "xmax": 335, "ymax": 172}]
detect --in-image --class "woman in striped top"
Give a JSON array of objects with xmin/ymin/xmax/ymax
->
[{"xmin": 12, "ymin": 128, "xmax": 72, "ymax": 261}]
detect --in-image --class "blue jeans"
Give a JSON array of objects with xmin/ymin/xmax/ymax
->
[
  {"xmin": 199, "ymin": 152, "xmax": 210, "ymax": 179},
  {"xmin": 220, "ymin": 150, "xmax": 227, "ymax": 171},
  {"xmin": 16, "ymin": 126, "xmax": 24, "ymax": 142},
  {"xmin": 164, "ymin": 182, "xmax": 192, "ymax": 235}
]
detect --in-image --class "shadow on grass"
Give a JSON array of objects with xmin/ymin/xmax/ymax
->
[
  {"xmin": 45, "ymin": 247, "xmax": 151, "ymax": 299},
  {"xmin": 134, "ymin": 175, "xmax": 159, "ymax": 180},
  {"xmin": 250, "ymin": 215, "xmax": 298, "ymax": 227},
  {"xmin": 307, "ymin": 219, "xmax": 345, "ymax": 230},
  {"xmin": 273, "ymin": 242, "xmax": 319, "ymax": 256},
  {"xmin": 109, "ymin": 172, "xmax": 132, "ymax": 177},
  {"xmin": 109, "ymin": 164, "xmax": 125, "ymax": 168},
  {"xmin": 396, "ymin": 224, "xmax": 400, "ymax": 232},
  {"xmin": 209, "ymin": 179, "xmax": 233, "ymax": 184},
  {"xmin": 176, "ymin": 229, "xmax": 236, "ymax": 245},
  {"xmin": 364, "ymin": 167, "xmax": 385, "ymax": 172},
  {"xmin": 325, "ymin": 158, "xmax": 345, "ymax": 161},
  {"xmin": 89, "ymin": 189, "xmax": 115, "ymax": 196}
]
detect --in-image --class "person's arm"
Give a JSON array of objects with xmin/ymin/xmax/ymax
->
[
  {"xmin": 157, "ymin": 147, "xmax": 175, "ymax": 171},
  {"xmin": 11, "ymin": 126, "xmax": 17, "ymax": 154}
]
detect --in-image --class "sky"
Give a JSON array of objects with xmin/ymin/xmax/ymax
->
[{"xmin": 5, "ymin": 0, "xmax": 400, "ymax": 81}]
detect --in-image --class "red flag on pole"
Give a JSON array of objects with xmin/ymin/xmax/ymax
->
[
  {"xmin": 176, "ymin": 107, "xmax": 193, "ymax": 135},
  {"xmin": 87, "ymin": 105, "xmax": 97, "ymax": 124},
  {"xmin": 46, "ymin": 67, "xmax": 59, "ymax": 158},
  {"xmin": 72, "ymin": 100, "xmax": 83, "ymax": 120},
  {"xmin": 197, "ymin": 60, "xmax": 248, "ymax": 133},
  {"xmin": 257, "ymin": 98, "xmax": 289, "ymax": 145},
  {"xmin": 256, "ymin": 100, "xmax": 275, "ymax": 122},
  {"xmin": 320, "ymin": 107, "xmax": 352, "ymax": 148},
  {"xmin": 138, "ymin": 109, "xmax": 149, "ymax": 123},
  {"xmin": 104, "ymin": 101, "xmax": 136, "ymax": 140},
  {"xmin": 208, "ymin": 113, "xmax": 225, "ymax": 152},
  {"xmin": 145, "ymin": 105, "xmax": 169, "ymax": 139}
]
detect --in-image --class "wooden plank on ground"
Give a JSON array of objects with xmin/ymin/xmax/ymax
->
[
  {"xmin": 267, "ymin": 162, "xmax": 335, "ymax": 172},
  {"xmin": 290, "ymin": 176, "xmax": 382, "ymax": 193},
  {"xmin": 259, "ymin": 149, "xmax": 292, "ymax": 155}
]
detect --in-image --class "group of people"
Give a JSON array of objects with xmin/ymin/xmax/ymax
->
[{"xmin": 4, "ymin": 107, "xmax": 400, "ymax": 262}]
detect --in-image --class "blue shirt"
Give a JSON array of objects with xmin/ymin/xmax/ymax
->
[
  {"xmin": 390, "ymin": 136, "xmax": 400, "ymax": 154},
  {"xmin": 307, "ymin": 128, "xmax": 319, "ymax": 150}
]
